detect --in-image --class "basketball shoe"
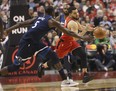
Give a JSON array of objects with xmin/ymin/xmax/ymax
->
[
  {"xmin": 37, "ymin": 62, "xmax": 44, "ymax": 78},
  {"xmin": 61, "ymin": 77, "xmax": 79, "ymax": 87},
  {"xmin": 82, "ymin": 73, "xmax": 93, "ymax": 83}
]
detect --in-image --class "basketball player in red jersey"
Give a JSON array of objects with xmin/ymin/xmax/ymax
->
[{"xmin": 56, "ymin": 6, "xmax": 93, "ymax": 84}]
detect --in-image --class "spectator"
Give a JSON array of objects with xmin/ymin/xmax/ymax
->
[
  {"xmin": 28, "ymin": 7, "xmax": 34, "ymax": 18},
  {"xmin": 37, "ymin": 5, "xmax": 45, "ymax": 15},
  {"xmin": 93, "ymin": 9, "xmax": 104, "ymax": 26},
  {"xmin": 0, "ymin": 0, "xmax": 9, "ymax": 16},
  {"xmin": 103, "ymin": 0, "xmax": 111, "ymax": 8},
  {"xmin": 0, "ymin": 10, "xmax": 8, "ymax": 29},
  {"xmin": 112, "ymin": 16, "xmax": 116, "ymax": 31},
  {"xmin": 73, "ymin": 2, "xmax": 80, "ymax": 10},
  {"xmin": 100, "ymin": 15, "xmax": 113, "ymax": 31},
  {"xmin": 94, "ymin": 0, "xmax": 104, "ymax": 10},
  {"xmin": 1, "ymin": 15, "xmax": 8, "ymax": 29},
  {"xmin": 82, "ymin": 0, "xmax": 91, "ymax": 13},
  {"xmin": 94, "ymin": 44, "xmax": 115, "ymax": 71},
  {"xmin": 110, "ymin": 31, "xmax": 116, "ymax": 54},
  {"xmin": 55, "ymin": 3, "xmax": 70, "ymax": 36},
  {"xmin": 28, "ymin": 0, "xmax": 39, "ymax": 9}
]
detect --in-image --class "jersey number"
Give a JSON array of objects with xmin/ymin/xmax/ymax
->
[{"xmin": 32, "ymin": 17, "xmax": 45, "ymax": 28}]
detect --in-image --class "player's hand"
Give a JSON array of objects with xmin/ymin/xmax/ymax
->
[
  {"xmin": 82, "ymin": 35, "xmax": 94, "ymax": 42},
  {"xmin": 84, "ymin": 24, "xmax": 95, "ymax": 32}
]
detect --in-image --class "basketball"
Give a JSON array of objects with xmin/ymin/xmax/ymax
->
[{"xmin": 93, "ymin": 27, "xmax": 106, "ymax": 39}]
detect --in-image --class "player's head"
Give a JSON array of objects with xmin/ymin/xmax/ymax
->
[
  {"xmin": 62, "ymin": 3, "xmax": 70, "ymax": 16},
  {"xmin": 68, "ymin": 6, "xmax": 79, "ymax": 20},
  {"xmin": 45, "ymin": 6, "xmax": 54, "ymax": 17}
]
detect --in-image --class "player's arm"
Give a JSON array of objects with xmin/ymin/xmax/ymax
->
[
  {"xmin": 76, "ymin": 21, "xmax": 94, "ymax": 32},
  {"xmin": 48, "ymin": 18, "xmax": 83, "ymax": 39},
  {"xmin": 68, "ymin": 20, "xmax": 78, "ymax": 33},
  {"xmin": 76, "ymin": 22, "xmax": 88, "ymax": 36},
  {"xmin": 68, "ymin": 20, "xmax": 85, "ymax": 40},
  {"xmin": 4, "ymin": 18, "xmax": 36, "ymax": 36},
  {"xmin": 49, "ymin": 19, "xmax": 94, "ymax": 42}
]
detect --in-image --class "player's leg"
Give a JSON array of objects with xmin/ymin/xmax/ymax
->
[
  {"xmin": 0, "ymin": 41, "xmax": 31, "ymax": 76},
  {"xmin": 0, "ymin": 40, "xmax": 36, "ymax": 76},
  {"xmin": 37, "ymin": 48, "xmax": 79, "ymax": 86},
  {"xmin": 37, "ymin": 48, "xmax": 67, "ymax": 80},
  {"xmin": 37, "ymin": 48, "xmax": 67, "ymax": 79},
  {"xmin": 72, "ymin": 47, "xmax": 93, "ymax": 83},
  {"xmin": 0, "ymin": 41, "xmax": 26, "ymax": 76},
  {"xmin": 0, "ymin": 56, "xmax": 23, "ymax": 76},
  {"xmin": 61, "ymin": 54, "xmax": 73, "ymax": 79},
  {"xmin": 46, "ymin": 49, "xmax": 79, "ymax": 87}
]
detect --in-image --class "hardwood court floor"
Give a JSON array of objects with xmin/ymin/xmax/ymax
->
[{"xmin": 0, "ymin": 71, "xmax": 116, "ymax": 91}]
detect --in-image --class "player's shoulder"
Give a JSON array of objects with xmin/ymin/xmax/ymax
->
[{"xmin": 68, "ymin": 20, "xmax": 77, "ymax": 26}]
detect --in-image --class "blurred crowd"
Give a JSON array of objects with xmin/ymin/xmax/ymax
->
[{"xmin": 0, "ymin": 0, "xmax": 116, "ymax": 72}]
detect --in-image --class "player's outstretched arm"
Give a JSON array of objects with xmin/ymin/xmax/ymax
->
[
  {"xmin": 48, "ymin": 18, "xmax": 83, "ymax": 39},
  {"xmin": 4, "ymin": 18, "xmax": 36, "ymax": 36},
  {"xmin": 77, "ymin": 21, "xmax": 94, "ymax": 32}
]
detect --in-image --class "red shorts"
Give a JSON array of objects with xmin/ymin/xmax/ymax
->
[{"xmin": 56, "ymin": 39, "xmax": 81, "ymax": 59}]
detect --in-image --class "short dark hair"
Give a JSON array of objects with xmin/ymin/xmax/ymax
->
[
  {"xmin": 45, "ymin": 6, "xmax": 54, "ymax": 15},
  {"xmin": 68, "ymin": 6, "xmax": 76, "ymax": 14}
]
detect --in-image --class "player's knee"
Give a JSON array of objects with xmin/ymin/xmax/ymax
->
[
  {"xmin": 72, "ymin": 48, "xmax": 86, "ymax": 58},
  {"xmin": 54, "ymin": 62, "xmax": 63, "ymax": 70},
  {"xmin": 46, "ymin": 50, "xmax": 59, "ymax": 64},
  {"xmin": 47, "ymin": 50, "xmax": 57, "ymax": 57}
]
